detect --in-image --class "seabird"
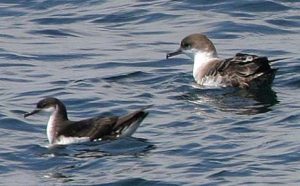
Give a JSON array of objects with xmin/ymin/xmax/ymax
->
[
  {"xmin": 166, "ymin": 33, "xmax": 281, "ymax": 88},
  {"xmin": 24, "ymin": 97, "xmax": 150, "ymax": 145}
]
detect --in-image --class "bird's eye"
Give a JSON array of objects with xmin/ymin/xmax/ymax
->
[
  {"xmin": 38, "ymin": 102, "xmax": 47, "ymax": 109},
  {"xmin": 182, "ymin": 43, "xmax": 190, "ymax": 49}
]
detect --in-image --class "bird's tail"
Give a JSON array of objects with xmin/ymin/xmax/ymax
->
[
  {"xmin": 269, "ymin": 57, "xmax": 289, "ymax": 63},
  {"xmin": 114, "ymin": 105, "xmax": 151, "ymax": 137}
]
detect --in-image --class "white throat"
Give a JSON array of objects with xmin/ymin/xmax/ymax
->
[
  {"xmin": 192, "ymin": 51, "xmax": 218, "ymax": 82},
  {"xmin": 46, "ymin": 107, "xmax": 57, "ymax": 144}
]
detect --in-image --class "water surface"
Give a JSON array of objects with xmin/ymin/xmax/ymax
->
[{"xmin": 0, "ymin": 0, "xmax": 300, "ymax": 185}]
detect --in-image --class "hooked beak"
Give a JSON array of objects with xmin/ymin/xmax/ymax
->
[
  {"xmin": 24, "ymin": 109, "xmax": 41, "ymax": 118},
  {"xmin": 166, "ymin": 48, "xmax": 183, "ymax": 59}
]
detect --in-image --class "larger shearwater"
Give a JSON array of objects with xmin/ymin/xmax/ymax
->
[{"xmin": 166, "ymin": 33, "xmax": 282, "ymax": 89}]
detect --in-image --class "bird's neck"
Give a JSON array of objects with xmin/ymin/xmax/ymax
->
[
  {"xmin": 47, "ymin": 105, "xmax": 68, "ymax": 144},
  {"xmin": 193, "ymin": 51, "xmax": 218, "ymax": 82}
]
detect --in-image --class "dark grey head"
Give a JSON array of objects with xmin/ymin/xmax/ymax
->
[
  {"xmin": 166, "ymin": 33, "xmax": 217, "ymax": 59},
  {"xmin": 24, "ymin": 97, "xmax": 66, "ymax": 118}
]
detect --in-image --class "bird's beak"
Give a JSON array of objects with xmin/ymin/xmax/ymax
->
[
  {"xmin": 166, "ymin": 48, "xmax": 183, "ymax": 59},
  {"xmin": 24, "ymin": 109, "xmax": 41, "ymax": 118}
]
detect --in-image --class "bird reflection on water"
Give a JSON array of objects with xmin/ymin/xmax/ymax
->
[
  {"xmin": 179, "ymin": 85, "xmax": 278, "ymax": 115},
  {"xmin": 41, "ymin": 137, "xmax": 155, "ymax": 183}
]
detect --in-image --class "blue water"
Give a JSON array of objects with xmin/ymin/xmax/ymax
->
[{"xmin": 1, "ymin": 0, "xmax": 300, "ymax": 185}]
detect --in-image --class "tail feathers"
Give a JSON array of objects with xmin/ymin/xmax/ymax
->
[
  {"xmin": 269, "ymin": 57, "xmax": 289, "ymax": 63},
  {"xmin": 248, "ymin": 69, "xmax": 277, "ymax": 89},
  {"xmin": 113, "ymin": 106, "xmax": 151, "ymax": 137}
]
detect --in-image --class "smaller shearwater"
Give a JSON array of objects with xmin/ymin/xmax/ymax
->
[
  {"xmin": 24, "ymin": 97, "xmax": 150, "ymax": 145},
  {"xmin": 166, "ymin": 33, "xmax": 282, "ymax": 89}
]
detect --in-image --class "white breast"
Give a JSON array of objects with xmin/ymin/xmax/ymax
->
[
  {"xmin": 47, "ymin": 112, "xmax": 56, "ymax": 144},
  {"xmin": 55, "ymin": 136, "xmax": 90, "ymax": 145},
  {"xmin": 193, "ymin": 52, "xmax": 219, "ymax": 83}
]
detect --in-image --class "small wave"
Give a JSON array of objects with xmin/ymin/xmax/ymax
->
[{"xmin": 28, "ymin": 29, "xmax": 79, "ymax": 38}]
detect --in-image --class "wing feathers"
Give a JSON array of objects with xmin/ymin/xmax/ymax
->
[
  {"xmin": 58, "ymin": 107, "xmax": 150, "ymax": 140},
  {"xmin": 204, "ymin": 53, "xmax": 279, "ymax": 88}
]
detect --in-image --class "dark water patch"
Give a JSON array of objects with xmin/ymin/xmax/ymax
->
[
  {"xmin": 31, "ymin": 17, "xmax": 78, "ymax": 25},
  {"xmin": 0, "ymin": 6, "xmax": 26, "ymax": 17},
  {"xmin": 140, "ymin": 76, "xmax": 175, "ymax": 87},
  {"xmin": 208, "ymin": 32, "xmax": 241, "ymax": 39},
  {"xmin": 50, "ymin": 80, "xmax": 72, "ymax": 86},
  {"xmin": 1, "ymin": 52, "xmax": 96, "ymax": 62},
  {"xmin": 281, "ymin": 77, "xmax": 300, "ymax": 88},
  {"xmin": 266, "ymin": 141, "xmax": 292, "ymax": 150},
  {"xmin": 26, "ymin": 137, "xmax": 154, "ymax": 159},
  {"xmin": 18, "ymin": 87, "xmax": 67, "ymax": 98},
  {"xmin": 192, "ymin": 157, "xmax": 242, "ymax": 174},
  {"xmin": 12, "ymin": 148, "xmax": 76, "ymax": 171},
  {"xmin": 170, "ymin": 0, "xmax": 289, "ymax": 13},
  {"xmin": 69, "ymin": 80, "xmax": 99, "ymax": 89},
  {"xmin": 72, "ymin": 78, "xmax": 102, "ymax": 85},
  {"xmin": 218, "ymin": 0, "xmax": 290, "ymax": 13},
  {"xmin": 179, "ymin": 87, "xmax": 278, "ymax": 115},
  {"xmin": 100, "ymin": 178, "xmax": 180, "ymax": 186},
  {"xmin": 103, "ymin": 71, "xmax": 149, "ymax": 81},
  {"xmin": 95, "ymin": 137, "xmax": 155, "ymax": 156},
  {"xmin": 208, "ymin": 169, "xmax": 253, "ymax": 178},
  {"xmin": 25, "ymin": 73, "xmax": 51, "ymax": 79},
  {"xmin": 43, "ymin": 172, "xmax": 74, "ymax": 183},
  {"xmin": 276, "ymin": 60, "xmax": 300, "ymax": 88},
  {"xmin": 3, "ymin": 137, "xmax": 154, "ymax": 179},
  {"xmin": 130, "ymin": 92, "xmax": 154, "ymax": 100},
  {"xmin": 0, "ymin": 53, "xmax": 36, "ymax": 61},
  {"xmin": 242, "ymin": 181, "xmax": 286, "ymax": 185},
  {"xmin": 210, "ymin": 21, "xmax": 295, "ymax": 35},
  {"xmin": 129, "ymin": 31, "xmax": 171, "ymax": 36},
  {"xmin": 136, "ymin": 59, "xmax": 187, "ymax": 68},
  {"xmin": 181, "ymin": 142, "xmax": 201, "ymax": 149},
  {"xmin": 266, "ymin": 19, "xmax": 300, "ymax": 28},
  {"xmin": 10, "ymin": 109, "xmax": 30, "ymax": 117},
  {"xmin": 0, "ymin": 118, "xmax": 42, "ymax": 133},
  {"xmin": 13, "ymin": 0, "xmax": 103, "ymax": 11},
  {"xmin": 225, "ymin": 126, "xmax": 258, "ymax": 133},
  {"xmin": 203, "ymin": 143, "xmax": 241, "ymax": 152},
  {"xmin": 259, "ymin": 151, "xmax": 300, "ymax": 165},
  {"xmin": 92, "ymin": 9, "xmax": 148, "ymax": 24},
  {"xmin": 137, "ymin": 12, "xmax": 179, "ymax": 24},
  {"xmin": 31, "ymin": 53, "xmax": 97, "ymax": 61},
  {"xmin": 246, "ymin": 88, "xmax": 279, "ymax": 106},
  {"xmin": 68, "ymin": 60, "xmax": 153, "ymax": 70},
  {"xmin": 0, "ymin": 62, "xmax": 34, "ymax": 68},
  {"xmin": 0, "ymin": 165, "xmax": 11, "ymax": 174},
  {"xmin": 286, "ymin": 15, "xmax": 300, "ymax": 21},
  {"xmin": 165, "ymin": 144, "xmax": 202, "ymax": 157},
  {"xmin": 273, "ymin": 112, "xmax": 300, "ymax": 127},
  {"xmin": 0, "ymin": 77, "xmax": 31, "ymax": 83},
  {"xmin": 167, "ymin": 0, "xmax": 227, "ymax": 11},
  {"xmin": 164, "ymin": 119, "xmax": 195, "ymax": 129},
  {"xmin": 46, "ymin": 144, "xmax": 109, "ymax": 158},
  {"xmin": 28, "ymin": 29, "xmax": 79, "ymax": 38},
  {"xmin": 31, "ymin": 14, "xmax": 100, "ymax": 25},
  {"xmin": 220, "ymin": 12, "xmax": 255, "ymax": 19},
  {"xmin": 0, "ymin": 33, "xmax": 15, "ymax": 39},
  {"xmin": 203, "ymin": 134, "xmax": 227, "ymax": 141}
]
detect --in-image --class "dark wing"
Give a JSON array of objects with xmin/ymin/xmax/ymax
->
[
  {"xmin": 112, "ymin": 106, "xmax": 150, "ymax": 134},
  {"xmin": 207, "ymin": 53, "xmax": 277, "ymax": 88},
  {"xmin": 58, "ymin": 116, "xmax": 119, "ymax": 141},
  {"xmin": 58, "ymin": 106, "xmax": 150, "ymax": 141}
]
